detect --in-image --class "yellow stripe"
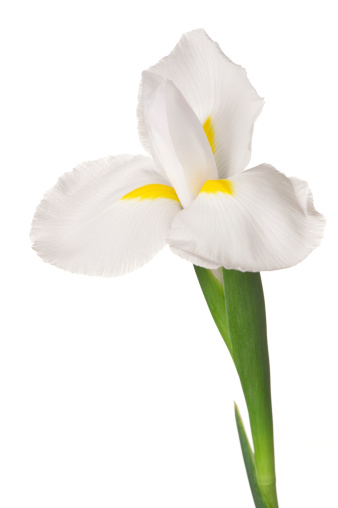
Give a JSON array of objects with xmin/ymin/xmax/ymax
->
[
  {"xmin": 200, "ymin": 179, "xmax": 234, "ymax": 196},
  {"xmin": 121, "ymin": 184, "xmax": 180, "ymax": 203},
  {"xmin": 203, "ymin": 116, "xmax": 216, "ymax": 154}
]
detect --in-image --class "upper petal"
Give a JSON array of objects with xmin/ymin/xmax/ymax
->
[
  {"xmin": 30, "ymin": 155, "xmax": 182, "ymax": 277},
  {"xmin": 141, "ymin": 74, "xmax": 218, "ymax": 207},
  {"xmin": 168, "ymin": 164, "xmax": 326, "ymax": 271},
  {"xmin": 138, "ymin": 29, "xmax": 264, "ymax": 179}
]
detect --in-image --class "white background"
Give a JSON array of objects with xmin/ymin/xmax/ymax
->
[{"xmin": 1, "ymin": 1, "xmax": 337, "ymax": 506}]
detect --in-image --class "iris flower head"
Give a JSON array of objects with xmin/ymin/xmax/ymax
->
[{"xmin": 30, "ymin": 29, "xmax": 325, "ymax": 276}]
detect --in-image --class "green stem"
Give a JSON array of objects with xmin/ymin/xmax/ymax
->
[{"xmin": 195, "ymin": 266, "xmax": 279, "ymax": 508}]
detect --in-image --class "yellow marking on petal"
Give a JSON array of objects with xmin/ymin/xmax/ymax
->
[
  {"xmin": 203, "ymin": 116, "xmax": 216, "ymax": 154},
  {"xmin": 200, "ymin": 179, "xmax": 234, "ymax": 196},
  {"xmin": 121, "ymin": 184, "xmax": 180, "ymax": 203}
]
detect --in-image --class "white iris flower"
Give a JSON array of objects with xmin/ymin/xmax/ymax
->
[{"xmin": 30, "ymin": 29, "xmax": 325, "ymax": 276}]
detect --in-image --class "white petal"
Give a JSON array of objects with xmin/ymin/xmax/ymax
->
[
  {"xmin": 30, "ymin": 155, "xmax": 182, "ymax": 277},
  {"xmin": 141, "ymin": 74, "xmax": 217, "ymax": 208},
  {"xmin": 168, "ymin": 164, "xmax": 325, "ymax": 272},
  {"xmin": 138, "ymin": 29, "xmax": 264, "ymax": 179}
]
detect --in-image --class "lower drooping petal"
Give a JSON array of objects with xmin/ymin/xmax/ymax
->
[
  {"xmin": 168, "ymin": 164, "xmax": 325, "ymax": 272},
  {"xmin": 30, "ymin": 155, "xmax": 182, "ymax": 276}
]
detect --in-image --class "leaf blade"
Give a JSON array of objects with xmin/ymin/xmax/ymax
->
[
  {"xmin": 223, "ymin": 269, "xmax": 278, "ymax": 507},
  {"xmin": 194, "ymin": 266, "xmax": 233, "ymax": 358},
  {"xmin": 234, "ymin": 403, "xmax": 270, "ymax": 508}
]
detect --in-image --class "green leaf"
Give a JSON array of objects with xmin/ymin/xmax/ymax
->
[
  {"xmin": 194, "ymin": 266, "xmax": 233, "ymax": 359},
  {"xmin": 194, "ymin": 266, "xmax": 279, "ymax": 507},
  {"xmin": 222, "ymin": 269, "xmax": 278, "ymax": 508},
  {"xmin": 234, "ymin": 403, "xmax": 270, "ymax": 508}
]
